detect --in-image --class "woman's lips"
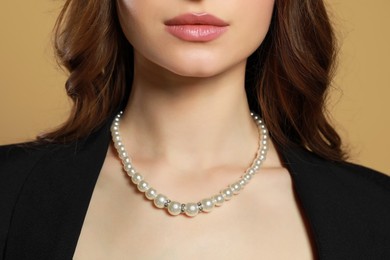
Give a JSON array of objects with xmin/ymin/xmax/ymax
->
[{"xmin": 164, "ymin": 13, "xmax": 229, "ymax": 42}]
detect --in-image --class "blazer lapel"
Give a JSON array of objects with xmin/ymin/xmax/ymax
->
[
  {"xmin": 5, "ymin": 123, "xmax": 112, "ymax": 259},
  {"xmin": 279, "ymin": 146, "xmax": 390, "ymax": 259}
]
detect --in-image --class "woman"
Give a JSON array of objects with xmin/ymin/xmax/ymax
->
[{"xmin": 1, "ymin": 0, "xmax": 389, "ymax": 259}]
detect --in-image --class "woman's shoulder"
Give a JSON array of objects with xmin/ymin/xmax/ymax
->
[
  {"xmin": 0, "ymin": 141, "xmax": 54, "ymax": 253},
  {"xmin": 0, "ymin": 141, "xmax": 80, "ymax": 210},
  {"xmin": 282, "ymin": 146, "xmax": 390, "ymax": 258},
  {"xmin": 0, "ymin": 141, "xmax": 57, "ymax": 177},
  {"xmin": 282, "ymin": 145, "xmax": 390, "ymax": 190},
  {"xmin": 282, "ymin": 145, "xmax": 390, "ymax": 217},
  {"xmin": 0, "ymin": 142, "xmax": 49, "ymax": 180}
]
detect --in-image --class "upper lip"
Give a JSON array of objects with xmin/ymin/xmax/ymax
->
[{"xmin": 164, "ymin": 13, "xmax": 229, "ymax": 26}]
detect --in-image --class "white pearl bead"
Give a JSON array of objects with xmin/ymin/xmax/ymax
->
[
  {"xmin": 118, "ymin": 146, "xmax": 125, "ymax": 153},
  {"xmin": 231, "ymin": 182, "xmax": 242, "ymax": 195},
  {"xmin": 127, "ymin": 168, "xmax": 136, "ymax": 177},
  {"xmin": 154, "ymin": 194, "xmax": 168, "ymax": 208},
  {"xmin": 167, "ymin": 201, "xmax": 182, "ymax": 216},
  {"xmin": 239, "ymin": 179, "xmax": 247, "ymax": 187},
  {"xmin": 145, "ymin": 188, "xmax": 158, "ymax": 200},
  {"xmin": 221, "ymin": 188, "xmax": 234, "ymax": 200},
  {"xmin": 185, "ymin": 203, "xmax": 199, "ymax": 217},
  {"xmin": 114, "ymin": 140, "xmax": 123, "ymax": 148},
  {"xmin": 137, "ymin": 180, "xmax": 149, "ymax": 192},
  {"xmin": 123, "ymin": 163, "xmax": 132, "ymax": 172},
  {"xmin": 243, "ymin": 173, "xmax": 252, "ymax": 181},
  {"xmin": 200, "ymin": 198, "xmax": 215, "ymax": 213},
  {"xmin": 131, "ymin": 173, "xmax": 143, "ymax": 184},
  {"xmin": 122, "ymin": 157, "xmax": 131, "ymax": 164},
  {"xmin": 119, "ymin": 151, "xmax": 128, "ymax": 160},
  {"xmin": 213, "ymin": 194, "xmax": 225, "ymax": 206}
]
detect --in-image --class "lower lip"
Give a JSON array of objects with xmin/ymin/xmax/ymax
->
[{"xmin": 165, "ymin": 25, "xmax": 228, "ymax": 42}]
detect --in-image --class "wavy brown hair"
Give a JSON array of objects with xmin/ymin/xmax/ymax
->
[{"xmin": 41, "ymin": 0, "xmax": 346, "ymax": 161}]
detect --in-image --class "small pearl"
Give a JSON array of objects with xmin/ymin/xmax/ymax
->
[
  {"xmin": 239, "ymin": 179, "xmax": 247, "ymax": 187},
  {"xmin": 185, "ymin": 203, "xmax": 199, "ymax": 217},
  {"xmin": 231, "ymin": 182, "xmax": 242, "ymax": 195},
  {"xmin": 167, "ymin": 201, "xmax": 182, "ymax": 216},
  {"xmin": 213, "ymin": 194, "xmax": 225, "ymax": 206},
  {"xmin": 145, "ymin": 188, "xmax": 158, "ymax": 200},
  {"xmin": 243, "ymin": 173, "xmax": 252, "ymax": 181},
  {"xmin": 118, "ymin": 146, "xmax": 126, "ymax": 153},
  {"xmin": 126, "ymin": 168, "xmax": 136, "ymax": 177},
  {"xmin": 119, "ymin": 151, "xmax": 128, "ymax": 160},
  {"xmin": 131, "ymin": 173, "xmax": 143, "ymax": 184},
  {"xmin": 123, "ymin": 163, "xmax": 132, "ymax": 172},
  {"xmin": 122, "ymin": 156, "xmax": 131, "ymax": 164},
  {"xmin": 200, "ymin": 198, "xmax": 215, "ymax": 213},
  {"xmin": 114, "ymin": 140, "xmax": 123, "ymax": 149},
  {"xmin": 221, "ymin": 188, "xmax": 234, "ymax": 200},
  {"xmin": 154, "ymin": 194, "xmax": 168, "ymax": 208},
  {"xmin": 137, "ymin": 180, "xmax": 149, "ymax": 192}
]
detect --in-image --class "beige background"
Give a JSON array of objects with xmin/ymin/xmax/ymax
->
[{"xmin": 0, "ymin": 1, "xmax": 389, "ymax": 174}]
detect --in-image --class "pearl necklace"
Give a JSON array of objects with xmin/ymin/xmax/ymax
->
[{"xmin": 110, "ymin": 112, "xmax": 269, "ymax": 217}]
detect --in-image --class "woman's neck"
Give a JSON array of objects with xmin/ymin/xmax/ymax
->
[{"xmin": 120, "ymin": 57, "xmax": 259, "ymax": 171}]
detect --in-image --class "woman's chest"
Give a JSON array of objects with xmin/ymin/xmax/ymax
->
[
  {"xmin": 74, "ymin": 207, "xmax": 314, "ymax": 260},
  {"xmin": 73, "ymin": 167, "xmax": 315, "ymax": 259}
]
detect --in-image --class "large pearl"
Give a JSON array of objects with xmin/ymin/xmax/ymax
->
[
  {"xmin": 200, "ymin": 198, "xmax": 215, "ymax": 213},
  {"xmin": 145, "ymin": 188, "xmax": 158, "ymax": 200},
  {"xmin": 154, "ymin": 194, "xmax": 168, "ymax": 208},
  {"xmin": 231, "ymin": 182, "xmax": 242, "ymax": 195},
  {"xmin": 185, "ymin": 203, "xmax": 199, "ymax": 217},
  {"xmin": 213, "ymin": 194, "xmax": 225, "ymax": 206},
  {"xmin": 123, "ymin": 163, "xmax": 132, "ymax": 172},
  {"xmin": 131, "ymin": 173, "xmax": 143, "ymax": 184},
  {"xmin": 221, "ymin": 188, "xmax": 234, "ymax": 200},
  {"xmin": 167, "ymin": 201, "xmax": 182, "ymax": 216},
  {"xmin": 137, "ymin": 181, "xmax": 149, "ymax": 192}
]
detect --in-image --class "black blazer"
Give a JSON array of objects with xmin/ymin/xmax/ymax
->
[{"xmin": 1, "ymin": 118, "xmax": 390, "ymax": 260}]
